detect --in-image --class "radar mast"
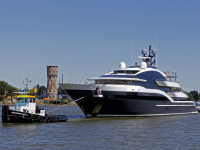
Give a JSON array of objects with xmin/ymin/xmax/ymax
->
[{"xmin": 138, "ymin": 45, "xmax": 157, "ymax": 67}]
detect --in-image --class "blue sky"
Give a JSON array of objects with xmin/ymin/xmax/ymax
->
[{"xmin": 0, "ymin": 0, "xmax": 200, "ymax": 92}]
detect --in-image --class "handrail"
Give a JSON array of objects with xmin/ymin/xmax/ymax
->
[
  {"xmin": 162, "ymin": 71, "xmax": 177, "ymax": 78},
  {"xmin": 58, "ymin": 78, "xmax": 130, "ymax": 86},
  {"xmin": 58, "ymin": 79, "xmax": 94, "ymax": 84}
]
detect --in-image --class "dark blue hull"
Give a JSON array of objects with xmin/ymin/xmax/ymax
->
[{"xmin": 66, "ymin": 90, "xmax": 197, "ymax": 117}]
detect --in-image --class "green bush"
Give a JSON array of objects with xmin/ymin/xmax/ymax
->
[
  {"xmin": 0, "ymin": 96, "xmax": 4, "ymax": 102},
  {"xmin": 60, "ymin": 98, "xmax": 66, "ymax": 104}
]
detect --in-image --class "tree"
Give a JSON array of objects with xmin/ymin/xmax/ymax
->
[
  {"xmin": 190, "ymin": 90, "xmax": 199, "ymax": 101},
  {"xmin": 0, "ymin": 81, "xmax": 20, "ymax": 101},
  {"xmin": 58, "ymin": 86, "xmax": 66, "ymax": 95},
  {"xmin": 36, "ymin": 84, "xmax": 40, "ymax": 94},
  {"xmin": 28, "ymin": 89, "xmax": 34, "ymax": 95},
  {"xmin": 187, "ymin": 93, "xmax": 194, "ymax": 101},
  {"xmin": 35, "ymin": 84, "xmax": 47, "ymax": 96},
  {"xmin": 199, "ymin": 93, "xmax": 200, "ymax": 101},
  {"xmin": 0, "ymin": 81, "xmax": 7, "ymax": 95}
]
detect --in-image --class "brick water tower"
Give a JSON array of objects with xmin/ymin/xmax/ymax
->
[{"xmin": 47, "ymin": 65, "xmax": 58, "ymax": 98}]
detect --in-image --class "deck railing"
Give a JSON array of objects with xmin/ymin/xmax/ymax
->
[
  {"xmin": 59, "ymin": 79, "xmax": 137, "ymax": 88},
  {"xmin": 58, "ymin": 78, "xmax": 130, "ymax": 86},
  {"xmin": 162, "ymin": 71, "xmax": 177, "ymax": 78},
  {"xmin": 58, "ymin": 79, "xmax": 95, "ymax": 84}
]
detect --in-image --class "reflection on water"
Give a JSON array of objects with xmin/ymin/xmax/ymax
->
[{"xmin": 0, "ymin": 106, "xmax": 200, "ymax": 149}]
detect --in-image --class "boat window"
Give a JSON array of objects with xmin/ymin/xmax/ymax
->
[
  {"xmin": 29, "ymin": 98, "xmax": 35, "ymax": 103},
  {"xmin": 172, "ymin": 98, "xmax": 187, "ymax": 101},
  {"xmin": 16, "ymin": 98, "xmax": 30, "ymax": 106},
  {"xmin": 16, "ymin": 98, "xmax": 29, "ymax": 103},
  {"xmin": 113, "ymin": 70, "xmax": 125, "ymax": 74},
  {"xmin": 95, "ymin": 80, "xmax": 129, "ymax": 85},
  {"xmin": 172, "ymin": 87, "xmax": 182, "ymax": 92},
  {"xmin": 112, "ymin": 70, "xmax": 139, "ymax": 74}
]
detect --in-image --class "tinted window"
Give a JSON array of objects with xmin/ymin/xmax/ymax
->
[
  {"xmin": 16, "ymin": 98, "xmax": 28, "ymax": 103},
  {"xmin": 132, "ymin": 71, "xmax": 170, "ymax": 91},
  {"xmin": 112, "ymin": 70, "xmax": 139, "ymax": 74}
]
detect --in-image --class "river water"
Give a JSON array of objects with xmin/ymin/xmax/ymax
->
[{"xmin": 0, "ymin": 105, "xmax": 200, "ymax": 149}]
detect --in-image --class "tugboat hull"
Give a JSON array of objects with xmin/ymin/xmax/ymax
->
[{"xmin": 2, "ymin": 105, "xmax": 67, "ymax": 123}]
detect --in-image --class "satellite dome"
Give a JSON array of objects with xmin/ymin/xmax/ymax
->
[
  {"xmin": 119, "ymin": 62, "xmax": 126, "ymax": 69},
  {"xmin": 141, "ymin": 62, "xmax": 147, "ymax": 69},
  {"xmin": 142, "ymin": 49, "xmax": 147, "ymax": 55},
  {"xmin": 152, "ymin": 49, "xmax": 157, "ymax": 55}
]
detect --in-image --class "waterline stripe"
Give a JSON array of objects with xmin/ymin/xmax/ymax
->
[
  {"xmin": 156, "ymin": 105, "xmax": 195, "ymax": 107},
  {"xmin": 94, "ymin": 111, "xmax": 198, "ymax": 117}
]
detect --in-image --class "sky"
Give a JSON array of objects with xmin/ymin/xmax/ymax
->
[{"xmin": 0, "ymin": 0, "xmax": 200, "ymax": 92}]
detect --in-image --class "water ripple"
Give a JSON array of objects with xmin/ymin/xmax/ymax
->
[{"xmin": 0, "ymin": 106, "xmax": 200, "ymax": 149}]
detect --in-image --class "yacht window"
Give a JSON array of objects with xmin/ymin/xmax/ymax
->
[
  {"xmin": 172, "ymin": 87, "xmax": 182, "ymax": 92},
  {"xmin": 114, "ymin": 70, "xmax": 125, "ymax": 73},
  {"xmin": 112, "ymin": 70, "xmax": 139, "ymax": 74},
  {"xmin": 126, "ymin": 70, "xmax": 139, "ymax": 74},
  {"xmin": 95, "ymin": 80, "xmax": 129, "ymax": 85}
]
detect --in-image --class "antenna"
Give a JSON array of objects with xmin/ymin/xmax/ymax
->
[
  {"xmin": 22, "ymin": 75, "xmax": 32, "ymax": 91},
  {"xmin": 23, "ymin": 74, "xmax": 25, "ymax": 85},
  {"xmin": 30, "ymin": 73, "xmax": 32, "ymax": 83},
  {"xmin": 132, "ymin": 36, "xmax": 133, "ymax": 65},
  {"xmin": 156, "ymin": 35, "xmax": 158, "ymax": 68},
  {"xmin": 148, "ymin": 45, "xmax": 152, "ymax": 57}
]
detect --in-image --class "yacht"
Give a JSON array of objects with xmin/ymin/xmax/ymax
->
[{"xmin": 59, "ymin": 45, "xmax": 198, "ymax": 117}]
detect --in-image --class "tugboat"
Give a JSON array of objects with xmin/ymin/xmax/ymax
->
[{"xmin": 2, "ymin": 92, "xmax": 67, "ymax": 123}]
